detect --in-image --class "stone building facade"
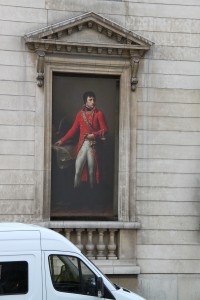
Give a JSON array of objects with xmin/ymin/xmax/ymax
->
[{"xmin": 0, "ymin": 0, "xmax": 200, "ymax": 299}]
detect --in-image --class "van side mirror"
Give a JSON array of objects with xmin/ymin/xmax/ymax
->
[{"xmin": 97, "ymin": 277, "xmax": 104, "ymax": 298}]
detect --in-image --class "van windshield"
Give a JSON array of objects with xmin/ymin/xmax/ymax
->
[{"xmin": 85, "ymin": 257, "xmax": 117, "ymax": 290}]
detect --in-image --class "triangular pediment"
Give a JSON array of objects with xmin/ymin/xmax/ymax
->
[
  {"xmin": 24, "ymin": 12, "xmax": 153, "ymax": 57},
  {"xmin": 58, "ymin": 28, "xmax": 120, "ymax": 45}
]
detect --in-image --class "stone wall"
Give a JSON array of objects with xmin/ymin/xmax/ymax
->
[
  {"xmin": 0, "ymin": 0, "xmax": 200, "ymax": 299},
  {"xmin": 131, "ymin": 1, "xmax": 200, "ymax": 299}
]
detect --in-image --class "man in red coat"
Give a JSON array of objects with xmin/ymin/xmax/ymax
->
[{"xmin": 56, "ymin": 91, "xmax": 108, "ymax": 188}]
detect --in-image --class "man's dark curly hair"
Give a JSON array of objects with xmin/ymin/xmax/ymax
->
[{"xmin": 83, "ymin": 91, "xmax": 96, "ymax": 103}]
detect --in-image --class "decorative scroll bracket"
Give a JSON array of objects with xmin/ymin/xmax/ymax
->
[
  {"xmin": 130, "ymin": 56, "xmax": 140, "ymax": 92},
  {"xmin": 36, "ymin": 51, "xmax": 45, "ymax": 87}
]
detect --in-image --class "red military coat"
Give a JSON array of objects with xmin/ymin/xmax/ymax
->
[{"xmin": 60, "ymin": 106, "xmax": 108, "ymax": 184}]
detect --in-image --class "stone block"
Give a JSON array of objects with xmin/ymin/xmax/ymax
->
[
  {"xmin": 137, "ymin": 87, "xmax": 200, "ymax": 104},
  {"xmin": 94, "ymin": 259, "xmax": 140, "ymax": 275},
  {"xmin": 137, "ymin": 186, "xmax": 200, "ymax": 202},
  {"xmin": 0, "ymin": 199, "xmax": 34, "ymax": 214},
  {"xmin": 137, "ymin": 244, "xmax": 200, "ymax": 260},
  {"xmin": 0, "ymin": 140, "xmax": 34, "ymax": 155},
  {"xmin": 0, "ymin": 184, "xmax": 34, "ymax": 200},
  {"xmin": 138, "ymin": 73, "xmax": 200, "ymax": 90},
  {"xmin": 136, "ymin": 31, "xmax": 200, "ymax": 47},
  {"xmin": 139, "ymin": 216, "xmax": 200, "ymax": 230},
  {"xmin": 0, "ymin": 65, "xmax": 35, "ymax": 82},
  {"xmin": 0, "ymin": 95, "xmax": 35, "ymax": 111},
  {"xmin": 0, "ymin": 35, "xmax": 26, "ymax": 51},
  {"xmin": 0, "ymin": 50, "xmax": 35, "ymax": 67},
  {"xmin": 137, "ymin": 201, "xmax": 200, "ymax": 217},
  {"xmin": 119, "ymin": 230, "xmax": 136, "ymax": 259},
  {"xmin": 137, "ymin": 130, "xmax": 200, "ymax": 146},
  {"xmin": 0, "ymin": 21, "xmax": 46, "ymax": 37},
  {"xmin": 140, "ymin": 59, "xmax": 200, "ymax": 76},
  {"xmin": 126, "ymin": 15, "xmax": 200, "ymax": 34},
  {"xmin": 0, "ymin": 6, "xmax": 46, "ymax": 22},
  {"xmin": 178, "ymin": 275, "xmax": 200, "ymax": 300},
  {"xmin": 34, "ymin": 126, "xmax": 45, "ymax": 171},
  {"xmin": 0, "ymin": 125, "xmax": 34, "ymax": 141},
  {"xmin": 138, "ymin": 259, "xmax": 200, "ymax": 274},
  {"xmin": 148, "ymin": 46, "xmax": 200, "ymax": 62},
  {"xmin": 0, "ymin": 155, "xmax": 34, "ymax": 170},
  {"xmin": 128, "ymin": 2, "xmax": 200, "ymax": 19},
  {"xmin": 137, "ymin": 115, "xmax": 200, "ymax": 131},
  {"xmin": 137, "ymin": 145, "xmax": 200, "ymax": 159},
  {"xmin": 0, "ymin": 170, "xmax": 35, "ymax": 184},
  {"xmin": 138, "ymin": 274, "xmax": 177, "ymax": 300},
  {"xmin": 137, "ymin": 230, "xmax": 199, "ymax": 245},
  {"xmin": 137, "ymin": 173, "xmax": 200, "ymax": 188},
  {"xmin": 0, "ymin": 80, "xmax": 35, "ymax": 97},
  {"xmin": 0, "ymin": 110, "xmax": 34, "ymax": 126},
  {"xmin": 46, "ymin": 0, "xmax": 126, "ymax": 15},
  {"xmin": 137, "ymin": 159, "xmax": 200, "ymax": 174},
  {"xmin": 0, "ymin": 0, "xmax": 45, "ymax": 8},
  {"xmin": 138, "ymin": 102, "xmax": 200, "ymax": 118}
]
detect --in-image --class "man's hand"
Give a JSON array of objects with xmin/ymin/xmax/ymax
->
[
  {"xmin": 86, "ymin": 134, "xmax": 95, "ymax": 140},
  {"xmin": 55, "ymin": 140, "xmax": 62, "ymax": 146}
]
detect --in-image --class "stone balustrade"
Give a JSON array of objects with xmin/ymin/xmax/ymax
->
[
  {"xmin": 39, "ymin": 221, "xmax": 141, "ymax": 274},
  {"xmin": 54, "ymin": 227, "xmax": 118, "ymax": 260}
]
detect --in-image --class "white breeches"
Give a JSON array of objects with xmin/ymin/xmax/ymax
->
[{"xmin": 74, "ymin": 140, "xmax": 95, "ymax": 188}]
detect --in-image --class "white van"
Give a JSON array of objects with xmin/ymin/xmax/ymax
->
[{"xmin": 0, "ymin": 223, "xmax": 145, "ymax": 300}]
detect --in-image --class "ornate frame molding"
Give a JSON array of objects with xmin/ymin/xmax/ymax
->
[
  {"xmin": 24, "ymin": 12, "xmax": 153, "ymax": 90},
  {"xmin": 43, "ymin": 54, "xmax": 134, "ymax": 222}
]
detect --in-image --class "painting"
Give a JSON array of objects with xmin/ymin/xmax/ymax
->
[{"xmin": 51, "ymin": 73, "xmax": 119, "ymax": 220}]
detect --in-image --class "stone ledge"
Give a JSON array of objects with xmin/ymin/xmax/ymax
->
[
  {"xmin": 92, "ymin": 259, "xmax": 140, "ymax": 275},
  {"xmin": 38, "ymin": 221, "xmax": 141, "ymax": 229}
]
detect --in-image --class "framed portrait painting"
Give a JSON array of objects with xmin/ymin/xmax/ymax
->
[{"xmin": 51, "ymin": 72, "xmax": 119, "ymax": 220}]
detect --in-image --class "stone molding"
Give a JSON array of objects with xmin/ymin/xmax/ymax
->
[
  {"xmin": 38, "ymin": 221, "xmax": 141, "ymax": 229},
  {"xmin": 24, "ymin": 11, "xmax": 153, "ymax": 90},
  {"xmin": 43, "ymin": 55, "xmax": 136, "ymax": 222},
  {"xmin": 94, "ymin": 260, "xmax": 140, "ymax": 275}
]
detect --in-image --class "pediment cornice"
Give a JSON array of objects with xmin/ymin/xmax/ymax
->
[
  {"xmin": 24, "ymin": 12, "xmax": 153, "ymax": 57},
  {"xmin": 24, "ymin": 12, "xmax": 153, "ymax": 90}
]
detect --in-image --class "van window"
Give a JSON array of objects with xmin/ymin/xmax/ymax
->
[
  {"xmin": 49, "ymin": 255, "xmax": 97, "ymax": 296},
  {"xmin": 0, "ymin": 261, "xmax": 28, "ymax": 295}
]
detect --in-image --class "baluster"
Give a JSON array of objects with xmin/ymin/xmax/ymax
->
[
  {"xmin": 96, "ymin": 229, "xmax": 106, "ymax": 259},
  {"xmin": 75, "ymin": 229, "xmax": 84, "ymax": 252},
  {"xmin": 108, "ymin": 229, "xmax": 117, "ymax": 259},
  {"xmin": 85, "ymin": 229, "xmax": 95, "ymax": 259},
  {"xmin": 64, "ymin": 228, "xmax": 73, "ymax": 241}
]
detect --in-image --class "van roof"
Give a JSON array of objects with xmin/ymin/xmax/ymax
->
[
  {"xmin": 0, "ymin": 223, "xmax": 38, "ymax": 231},
  {"xmin": 0, "ymin": 223, "xmax": 80, "ymax": 253}
]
